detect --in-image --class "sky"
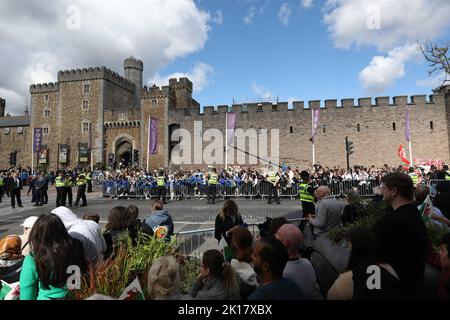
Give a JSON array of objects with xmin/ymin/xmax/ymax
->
[{"xmin": 1, "ymin": 0, "xmax": 450, "ymax": 115}]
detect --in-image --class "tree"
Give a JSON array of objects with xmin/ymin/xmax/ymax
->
[{"xmin": 418, "ymin": 41, "xmax": 450, "ymax": 90}]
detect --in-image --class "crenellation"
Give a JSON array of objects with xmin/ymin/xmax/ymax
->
[
  {"xmin": 30, "ymin": 82, "xmax": 59, "ymax": 94},
  {"xmin": 429, "ymin": 93, "xmax": 444, "ymax": 104},
  {"xmin": 375, "ymin": 97, "xmax": 390, "ymax": 106},
  {"xmin": 308, "ymin": 100, "xmax": 321, "ymax": 109},
  {"xmin": 218, "ymin": 105, "xmax": 228, "ymax": 113},
  {"xmin": 325, "ymin": 99, "xmax": 337, "ymax": 108},
  {"xmin": 203, "ymin": 106, "xmax": 214, "ymax": 115},
  {"xmin": 341, "ymin": 99, "xmax": 354, "ymax": 108},
  {"xmin": 232, "ymin": 104, "xmax": 241, "ymax": 113},
  {"xmin": 277, "ymin": 102, "xmax": 288, "ymax": 111},
  {"xmin": 292, "ymin": 101, "xmax": 304, "ymax": 110},
  {"xmin": 410, "ymin": 95, "xmax": 427, "ymax": 105},
  {"xmin": 357, "ymin": 97, "xmax": 372, "ymax": 108},
  {"xmin": 392, "ymin": 96, "xmax": 408, "ymax": 105}
]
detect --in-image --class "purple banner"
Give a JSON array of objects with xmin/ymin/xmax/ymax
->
[
  {"xmin": 149, "ymin": 117, "xmax": 158, "ymax": 155},
  {"xmin": 33, "ymin": 128, "xmax": 42, "ymax": 152},
  {"xmin": 227, "ymin": 112, "xmax": 236, "ymax": 145},
  {"xmin": 405, "ymin": 107, "xmax": 411, "ymax": 142},
  {"xmin": 310, "ymin": 108, "xmax": 320, "ymax": 143}
]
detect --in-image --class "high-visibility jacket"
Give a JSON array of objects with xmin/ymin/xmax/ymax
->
[
  {"xmin": 64, "ymin": 178, "xmax": 72, "ymax": 187},
  {"xmin": 55, "ymin": 176, "xmax": 65, "ymax": 188},
  {"xmin": 267, "ymin": 172, "xmax": 277, "ymax": 183},
  {"xmin": 208, "ymin": 174, "xmax": 218, "ymax": 185},
  {"xmin": 409, "ymin": 173, "xmax": 419, "ymax": 185},
  {"xmin": 0, "ymin": 178, "xmax": 4, "ymax": 187},
  {"xmin": 76, "ymin": 177, "xmax": 87, "ymax": 186},
  {"xmin": 299, "ymin": 183, "xmax": 314, "ymax": 203},
  {"xmin": 446, "ymin": 171, "xmax": 450, "ymax": 181},
  {"xmin": 86, "ymin": 173, "xmax": 92, "ymax": 181},
  {"xmin": 157, "ymin": 177, "xmax": 166, "ymax": 187}
]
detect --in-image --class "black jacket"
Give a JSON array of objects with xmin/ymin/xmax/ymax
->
[
  {"xmin": 371, "ymin": 203, "xmax": 428, "ymax": 299},
  {"xmin": 5, "ymin": 177, "xmax": 23, "ymax": 192},
  {"xmin": 214, "ymin": 214, "xmax": 244, "ymax": 246}
]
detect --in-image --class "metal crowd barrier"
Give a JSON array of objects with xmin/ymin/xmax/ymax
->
[
  {"xmin": 101, "ymin": 178, "xmax": 448, "ymax": 200},
  {"xmin": 174, "ymin": 218, "xmax": 306, "ymax": 257}
]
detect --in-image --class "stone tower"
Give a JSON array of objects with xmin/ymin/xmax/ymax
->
[
  {"xmin": 169, "ymin": 77, "xmax": 193, "ymax": 109},
  {"xmin": 0, "ymin": 98, "xmax": 5, "ymax": 117},
  {"xmin": 124, "ymin": 57, "xmax": 143, "ymax": 103}
]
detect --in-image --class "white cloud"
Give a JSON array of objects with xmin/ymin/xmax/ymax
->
[
  {"xmin": 301, "ymin": 0, "xmax": 314, "ymax": 9},
  {"xmin": 0, "ymin": 0, "xmax": 211, "ymax": 114},
  {"xmin": 149, "ymin": 62, "xmax": 214, "ymax": 92},
  {"xmin": 243, "ymin": 4, "xmax": 267, "ymax": 25},
  {"xmin": 359, "ymin": 44, "xmax": 420, "ymax": 95},
  {"xmin": 417, "ymin": 71, "xmax": 450, "ymax": 89},
  {"xmin": 252, "ymin": 82, "xmax": 274, "ymax": 100},
  {"xmin": 278, "ymin": 3, "xmax": 293, "ymax": 26},
  {"xmin": 213, "ymin": 10, "xmax": 223, "ymax": 26},
  {"xmin": 323, "ymin": 0, "xmax": 450, "ymax": 51},
  {"xmin": 323, "ymin": 0, "xmax": 450, "ymax": 94}
]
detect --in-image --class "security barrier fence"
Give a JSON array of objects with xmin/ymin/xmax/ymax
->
[{"xmin": 100, "ymin": 179, "xmax": 448, "ymax": 199}]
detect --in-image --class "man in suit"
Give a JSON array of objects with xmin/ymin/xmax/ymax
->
[{"xmin": 6, "ymin": 171, "xmax": 23, "ymax": 208}]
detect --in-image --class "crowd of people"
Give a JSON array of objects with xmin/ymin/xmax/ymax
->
[{"xmin": 0, "ymin": 171, "xmax": 450, "ymax": 300}]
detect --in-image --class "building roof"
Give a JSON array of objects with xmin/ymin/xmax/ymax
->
[{"xmin": 0, "ymin": 116, "xmax": 30, "ymax": 128}]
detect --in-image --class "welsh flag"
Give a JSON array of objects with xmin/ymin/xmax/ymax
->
[
  {"xmin": 418, "ymin": 195, "xmax": 434, "ymax": 223},
  {"xmin": 118, "ymin": 278, "xmax": 145, "ymax": 300}
]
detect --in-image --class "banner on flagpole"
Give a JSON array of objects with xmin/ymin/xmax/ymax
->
[
  {"xmin": 405, "ymin": 107, "xmax": 411, "ymax": 142},
  {"xmin": 398, "ymin": 144, "xmax": 410, "ymax": 165},
  {"xmin": 33, "ymin": 128, "xmax": 42, "ymax": 153},
  {"xmin": 227, "ymin": 112, "xmax": 236, "ymax": 145},
  {"xmin": 149, "ymin": 117, "xmax": 158, "ymax": 155},
  {"xmin": 309, "ymin": 108, "xmax": 320, "ymax": 143}
]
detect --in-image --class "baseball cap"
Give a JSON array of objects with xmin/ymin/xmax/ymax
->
[{"xmin": 20, "ymin": 216, "xmax": 39, "ymax": 228}]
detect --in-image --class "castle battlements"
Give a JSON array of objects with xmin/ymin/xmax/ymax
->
[
  {"xmin": 169, "ymin": 77, "xmax": 193, "ymax": 91},
  {"xmin": 29, "ymin": 82, "xmax": 59, "ymax": 94},
  {"xmin": 56, "ymin": 66, "xmax": 135, "ymax": 91},
  {"xmin": 169, "ymin": 92, "xmax": 445, "ymax": 120},
  {"xmin": 141, "ymin": 85, "xmax": 172, "ymax": 99}
]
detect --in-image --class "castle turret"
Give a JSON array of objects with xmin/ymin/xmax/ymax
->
[
  {"xmin": 124, "ymin": 57, "xmax": 143, "ymax": 103},
  {"xmin": 0, "ymin": 98, "xmax": 5, "ymax": 117},
  {"xmin": 169, "ymin": 77, "xmax": 193, "ymax": 109}
]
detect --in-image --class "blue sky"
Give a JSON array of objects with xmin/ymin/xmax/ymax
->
[
  {"xmin": 1, "ymin": 0, "xmax": 450, "ymax": 114},
  {"xmin": 151, "ymin": 0, "xmax": 450, "ymax": 108}
]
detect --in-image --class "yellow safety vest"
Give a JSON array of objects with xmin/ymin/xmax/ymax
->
[
  {"xmin": 446, "ymin": 171, "xmax": 450, "ymax": 181},
  {"xmin": 86, "ymin": 174, "xmax": 92, "ymax": 181},
  {"xmin": 157, "ymin": 177, "xmax": 166, "ymax": 187},
  {"xmin": 208, "ymin": 174, "xmax": 218, "ymax": 185},
  {"xmin": 55, "ymin": 176, "xmax": 65, "ymax": 188},
  {"xmin": 64, "ymin": 178, "xmax": 72, "ymax": 187},
  {"xmin": 77, "ymin": 177, "xmax": 87, "ymax": 186},
  {"xmin": 267, "ymin": 172, "xmax": 277, "ymax": 183},
  {"xmin": 0, "ymin": 178, "xmax": 3, "ymax": 187},
  {"xmin": 409, "ymin": 173, "xmax": 419, "ymax": 185},
  {"xmin": 299, "ymin": 183, "xmax": 314, "ymax": 203}
]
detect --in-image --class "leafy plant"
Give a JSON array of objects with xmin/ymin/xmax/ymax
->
[{"xmin": 178, "ymin": 256, "xmax": 200, "ymax": 295}]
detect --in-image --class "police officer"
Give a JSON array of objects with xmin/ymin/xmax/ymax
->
[
  {"xmin": 41, "ymin": 172, "xmax": 49, "ymax": 205},
  {"xmin": 207, "ymin": 168, "xmax": 219, "ymax": 205},
  {"xmin": 74, "ymin": 173, "xmax": 87, "ymax": 208},
  {"xmin": 65, "ymin": 172, "xmax": 73, "ymax": 207},
  {"xmin": 444, "ymin": 165, "xmax": 450, "ymax": 181},
  {"xmin": 298, "ymin": 171, "xmax": 317, "ymax": 231},
  {"xmin": 0, "ymin": 171, "xmax": 5, "ymax": 203},
  {"xmin": 156, "ymin": 171, "xmax": 168, "ymax": 204},
  {"xmin": 86, "ymin": 171, "xmax": 93, "ymax": 193},
  {"xmin": 408, "ymin": 167, "xmax": 420, "ymax": 187},
  {"xmin": 266, "ymin": 168, "xmax": 280, "ymax": 205},
  {"xmin": 55, "ymin": 171, "xmax": 67, "ymax": 207}
]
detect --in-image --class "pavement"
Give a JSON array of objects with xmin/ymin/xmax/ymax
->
[{"xmin": 0, "ymin": 186, "xmax": 304, "ymax": 255}]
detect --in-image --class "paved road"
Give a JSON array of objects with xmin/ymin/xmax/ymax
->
[{"xmin": 0, "ymin": 189, "xmax": 304, "ymax": 239}]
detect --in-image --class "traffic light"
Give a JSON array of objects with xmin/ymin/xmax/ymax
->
[
  {"xmin": 346, "ymin": 138, "xmax": 354, "ymax": 156},
  {"xmin": 12, "ymin": 151, "xmax": 17, "ymax": 166},
  {"xmin": 345, "ymin": 137, "xmax": 354, "ymax": 170}
]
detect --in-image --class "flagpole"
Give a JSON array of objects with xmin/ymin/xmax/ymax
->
[
  {"xmin": 146, "ymin": 116, "xmax": 150, "ymax": 173},
  {"xmin": 225, "ymin": 112, "xmax": 228, "ymax": 170},
  {"xmin": 31, "ymin": 129, "xmax": 34, "ymax": 173},
  {"xmin": 409, "ymin": 140, "xmax": 413, "ymax": 167},
  {"xmin": 312, "ymin": 109, "xmax": 315, "ymax": 166}
]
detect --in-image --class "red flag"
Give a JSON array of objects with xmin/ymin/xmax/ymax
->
[{"xmin": 398, "ymin": 144, "xmax": 410, "ymax": 165}]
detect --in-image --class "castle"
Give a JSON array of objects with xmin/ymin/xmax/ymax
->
[{"xmin": 1, "ymin": 57, "xmax": 449, "ymax": 171}]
